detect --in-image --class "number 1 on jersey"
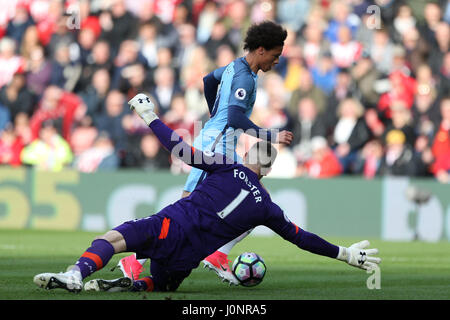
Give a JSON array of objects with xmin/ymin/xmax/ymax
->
[{"xmin": 217, "ymin": 189, "xmax": 250, "ymax": 219}]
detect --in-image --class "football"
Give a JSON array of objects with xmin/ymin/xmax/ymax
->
[{"xmin": 232, "ymin": 252, "xmax": 266, "ymax": 287}]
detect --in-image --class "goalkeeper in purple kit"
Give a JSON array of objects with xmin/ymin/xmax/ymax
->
[{"xmin": 33, "ymin": 94, "xmax": 381, "ymax": 293}]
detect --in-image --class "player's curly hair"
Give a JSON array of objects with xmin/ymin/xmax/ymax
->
[{"xmin": 243, "ymin": 21, "xmax": 287, "ymax": 51}]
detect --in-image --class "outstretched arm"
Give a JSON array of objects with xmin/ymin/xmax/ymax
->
[
  {"xmin": 265, "ymin": 202, "xmax": 381, "ymax": 270},
  {"xmin": 129, "ymin": 94, "xmax": 229, "ymax": 172},
  {"xmin": 228, "ymin": 105, "xmax": 293, "ymax": 145}
]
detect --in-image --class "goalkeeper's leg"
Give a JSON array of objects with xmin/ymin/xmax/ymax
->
[
  {"xmin": 202, "ymin": 229, "xmax": 254, "ymax": 285},
  {"xmin": 34, "ymin": 230, "xmax": 124, "ymax": 292}
]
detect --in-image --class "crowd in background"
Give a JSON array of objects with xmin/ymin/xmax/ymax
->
[{"xmin": 0, "ymin": 0, "xmax": 449, "ymax": 183}]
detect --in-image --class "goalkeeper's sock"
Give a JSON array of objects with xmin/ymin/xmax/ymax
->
[
  {"xmin": 72, "ymin": 239, "xmax": 115, "ymax": 279},
  {"xmin": 217, "ymin": 229, "xmax": 253, "ymax": 255},
  {"xmin": 131, "ymin": 277, "xmax": 154, "ymax": 292}
]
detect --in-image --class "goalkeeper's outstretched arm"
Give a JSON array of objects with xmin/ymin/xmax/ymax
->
[
  {"xmin": 129, "ymin": 93, "xmax": 230, "ymax": 173},
  {"xmin": 265, "ymin": 202, "xmax": 381, "ymax": 271}
]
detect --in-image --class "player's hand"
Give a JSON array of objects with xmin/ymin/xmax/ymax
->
[
  {"xmin": 337, "ymin": 240, "xmax": 381, "ymax": 270},
  {"xmin": 276, "ymin": 130, "xmax": 294, "ymax": 145},
  {"xmin": 128, "ymin": 93, "xmax": 158, "ymax": 126}
]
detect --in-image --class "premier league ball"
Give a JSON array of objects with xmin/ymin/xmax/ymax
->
[{"xmin": 232, "ymin": 252, "xmax": 266, "ymax": 287}]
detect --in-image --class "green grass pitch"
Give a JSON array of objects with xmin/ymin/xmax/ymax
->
[{"xmin": 1, "ymin": 229, "xmax": 449, "ymax": 300}]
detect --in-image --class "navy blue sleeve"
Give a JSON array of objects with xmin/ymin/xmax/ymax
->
[
  {"xmin": 264, "ymin": 201, "xmax": 339, "ymax": 259},
  {"xmin": 227, "ymin": 105, "xmax": 274, "ymax": 141},
  {"xmin": 149, "ymin": 119, "xmax": 233, "ymax": 172},
  {"xmin": 203, "ymin": 67, "xmax": 226, "ymax": 114}
]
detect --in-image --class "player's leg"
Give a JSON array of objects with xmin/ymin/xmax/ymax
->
[
  {"xmin": 33, "ymin": 230, "xmax": 125, "ymax": 292},
  {"xmin": 129, "ymin": 261, "xmax": 192, "ymax": 292},
  {"xmin": 116, "ymin": 164, "xmax": 206, "ymax": 278}
]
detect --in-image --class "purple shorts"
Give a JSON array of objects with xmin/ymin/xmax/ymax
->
[{"xmin": 114, "ymin": 213, "xmax": 202, "ymax": 291}]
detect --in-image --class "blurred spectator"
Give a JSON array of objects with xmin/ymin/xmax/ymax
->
[
  {"xmin": 368, "ymin": 29, "xmax": 395, "ymax": 75},
  {"xmin": 76, "ymin": 40, "xmax": 113, "ymax": 92},
  {"xmin": 47, "ymin": 14, "xmax": 78, "ymax": 62},
  {"xmin": 0, "ymin": 37, "xmax": 26, "ymax": 89},
  {"xmin": 6, "ymin": 4, "xmax": 34, "ymax": 46},
  {"xmin": 311, "ymin": 52, "xmax": 338, "ymax": 95},
  {"xmin": 400, "ymin": 26, "xmax": 429, "ymax": 76},
  {"xmin": 79, "ymin": 68, "xmax": 111, "ymax": 117},
  {"xmin": 111, "ymin": 39, "xmax": 142, "ymax": 89},
  {"xmin": 411, "ymin": 65, "xmax": 441, "ymax": 139},
  {"xmin": 0, "ymin": 103, "xmax": 11, "ymax": 132},
  {"xmin": 174, "ymin": 23, "xmax": 198, "ymax": 70},
  {"xmin": 196, "ymin": 1, "xmax": 220, "ymax": 44},
  {"xmin": 260, "ymin": 92, "xmax": 294, "ymax": 133},
  {"xmin": 204, "ymin": 19, "xmax": 235, "ymax": 61},
  {"xmin": 50, "ymin": 41, "xmax": 82, "ymax": 92},
  {"xmin": 288, "ymin": 70, "xmax": 327, "ymax": 116},
  {"xmin": 351, "ymin": 53, "xmax": 379, "ymax": 107},
  {"xmin": 250, "ymin": 0, "xmax": 276, "ymax": 23},
  {"xmin": 20, "ymin": 25, "xmax": 41, "ymax": 60},
  {"xmin": 377, "ymin": 70, "xmax": 417, "ymax": 121},
  {"xmin": 391, "ymin": 3, "xmax": 417, "ymax": 44},
  {"xmin": 324, "ymin": 68, "xmax": 355, "ymax": 131},
  {"xmin": 428, "ymin": 21, "xmax": 450, "ymax": 76},
  {"xmin": 439, "ymin": 51, "xmax": 450, "ymax": 97},
  {"xmin": 99, "ymin": 0, "xmax": 138, "ymax": 53},
  {"xmin": 137, "ymin": 21, "xmax": 160, "ymax": 69},
  {"xmin": 0, "ymin": 72, "xmax": 35, "ymax": 121},
  {"xmin": 223, "ymin": 0, "xmax": 251, "ymax": 53},
  {"xmin": 324, "ymin": 0, "xmax": 361, "ymax": 43},
  {"xmin": 25, "ymin": 44, "xmax": 53, "ymax": 97},
  {"xmin": 277, "ymin": 0, "xmax": 310, "ymax": 33},
  {"xmin": 30, "ymin": 85, "xmax": 87, "ymax": 142},
  {"xmin": 149, "ymin": 66, "xmax": 183, "ymax": 115},
  {"xmin": 20, "ymin": 119, "xmax": 73, "ymax": 172},
  {"xmin": 418, "ymin": 2, "xmax": 443, "ymax": 49},
  {"xmin": 77, "ymin": 27, "xmax": 98, "ymax": 68},
  {"xmin": 331, "ymin": 98, "xmax": 371, "ymax": 173},
  {"xmin": 382, "ymin": 102, "xmax": 417, "ymax": 148},
  {"xmin": 14, "ymin": 112, "xmax": 32, "ymax": 146},
  {"xmin": 330, "ymin": 25, "xmax": 363, "ymax": 69},
  {"xmin": 0, "ymin": 125, "xmax": 24, "ymax": 167},
  {"xmin": 282, "ymin": 44, "xmax": 305, "ymax": 92},
  {"xmin": 93, "ymin": 90, "xmax": 129, "ymax": 153},
  {"xmin": 123, "ymin": 133, "xmax": 171, "ymax": 170},
  {"xmin": 378, "ymin": 129, "xmax": 419, "ymax": 176},
  {"xmin": 32, "ymin": 0, "xmax": 65, "ymax": 47},
  {"xmin": 118, "ymin": 63, "xmax": 152, "ymax": 100},
  {"xmin": 163, "ymin": 94, "xmax": 196, "ymax": 140},
  {"xmin": 299, "ymin": 136, "xmax": 343, "ymax": 179},
  {"xmin": 430, "ymin": 97, "xmax": 450, "ymax": 183},
  {"xmin": 301, "ymin": 21, "xmax": 330, "ymax": 69},
  {"xmin": 70, "ymin": 115, "xmax": 99, "ymax": 157},
  {"xmin": 354, "ymin": 139, "xmax": 384, "ymax": 179},
  {"xmin": 73, "ymin": 131, "xmax": 119, "ymax": 173},
  {"xmin": 291, "ymin": 97, "xmax": 327, "ymax": 165}
]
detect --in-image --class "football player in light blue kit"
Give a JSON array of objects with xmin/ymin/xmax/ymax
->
[{"xmin": 118, "ymin": 21, "xmax": 293, "ymax": 285}]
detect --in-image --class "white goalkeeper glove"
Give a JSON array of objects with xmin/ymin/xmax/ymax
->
[
  {"xmin": 128, "ymin": 93, "xmax": 159, "ymax": 126},
  {"xmin": 337, "ymin": 240, "xmax": 381, "ymax": 270}
]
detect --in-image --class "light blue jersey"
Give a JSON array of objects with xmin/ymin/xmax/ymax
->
[{"xmin": 184, "ymin": 57, "xmax": 258, "ymax": 192}]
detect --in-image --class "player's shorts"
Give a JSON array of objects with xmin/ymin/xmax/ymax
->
[
  {"xmin": 113, "ymin": 212, "xmax": 203, "ymax": 291},
  {"xmin": 183, "ymin": 129, "xmax": 242, "ymax": 192}
]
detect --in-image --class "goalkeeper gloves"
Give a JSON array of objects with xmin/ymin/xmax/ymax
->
[
  {"xmin": 337, "ymin": 240, "xmax": 381, "ymax": 270},
  {"xmin": 128, "ymin": 93, "xmax": 159, "ymax": 126}
]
